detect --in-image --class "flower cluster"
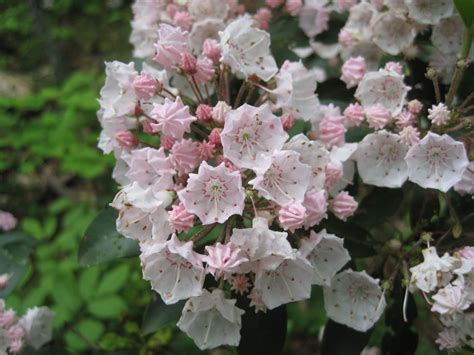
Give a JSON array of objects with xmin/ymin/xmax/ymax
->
[
  {"xmin": 410, "ymin": 246, "xmax": 474, "ymax": 351},
  {"xmin": 0, "ymin": 300, "xmax": 54, "ymax": 354}
]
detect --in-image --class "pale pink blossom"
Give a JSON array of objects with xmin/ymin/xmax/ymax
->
[
  {"xmin": 338, "ymin": 29, "xmax": 356, "ymax": 47},
  {"xmin": 428, "ymin": 103, "xmax": 450, "ymax": 126},
  {"xmin": 115, "ymin": 130, "xmax": 139, "ymax": 148},
  {"xmin": 249, "ymin": 150, "xmax": 311, "ymax": 205},
  {"xmin": 330, "ymin": 191, "xmax": 358, "ymax": 221},
  {"xmin": 405, "ymin": 0, "xmax": 453, "ymax": 25},
  {"xmin": 336, "ymin": 0, "xmax": 358, "ymax": 12},
  {"xmin": 248, "ymin": 288, "xmax": 267, "ymax": 313},
  {"xmin": 178, "ymin": 162, "xmax": 245, "ymax": 224},
  {"xmin": 255, "ymin": 8, "xmax": 272, "ymax": 30},
  {"xmin": 303, "ymin": 190, "xmax": 328, "ymax": 228},
  {"xmin": 372, "ymin": 12, "xmax": 417, "ymax": 55},
  {"xmin": 365, "ymin": 104, "xmax": 391, "ymax": 130},
  {"xmin": 459, "ymin": 246, "xmax": 474, "ymax": 259},
  {"xmin": 173, "ymin": 11, "xmax": 193, "ymax": 31},
  {"xmin": 166, "ymin": 4, "xmax": 178, "ymax": 18},
  {"xmin": 169, "ymin": 202, "xmax": 195, "ymax": 233},
  {"xmin": 286, "ymin": 0, "xmax": 303, "ymax": 16},
  {"xmin": 196, "ymin": 104, "xmax": 213, "ymax": 122},
  {"xmin": 133, "ymin": 73, "xmax": 158, "ymax": 100},
  {"xmin": 279, "ymin": 202, "xmax": 306, "ymax": 232},
  {"xmin": 384, "ymin": 62, "xmax": 403, "ymax": 75},
  {"xmin": 299, "ymin": 1, "xmax": 330, "ymax": 37},
  {"xmin": 280, "ymin": 112, "xmax": 295, "ymax": 130},
  {"xmin": 221, "ymin": 104, "xmax": 288, "ymax": 169},
  {"xmin": 202, "ymin": 38, "xmax": 221, "ymax": 64},
  {"xmin": 180, "ymin": 52, "xmax": 197, "ymax": 74},
  {"xmin": 319, "ymin": 116, "xmax": 346, "ymax": 147},
  {"xmin": 341, "ymin": 57, "xmax": 366, "ymax": 88},
  {"xmin": 266, "ymin": 0, "xmax": 284, "ymax": 8},
  {"xmin": 9, "ymin": 338, "xmax": 23, "ymax": 354},
  {"xmin": 454, "ymin": 162, "xmax": 474, "ymax": 196},
  {"xmin": 407, "ymin": 99, "xmax": 423, "ymax": 114},
  {"xmin": 198, "ymin": 141, "xmax": 216, "ymax": 160},
  {"xmin": 0, "ymin": 309, "xmax": 16, "ymax": 328},
  {"xmin": 150, "ymin": 97, "xmax": 196, "ymax": 140},
  {"xmin": 212, "ymin": 101, "xmax": 231, "ymax": 124},
  {"xmin": 431, "ymin": 284, "xmax": 470, "ymax": 315},
  {"xmin": 142, "ymin": 118, "xmax": 154, "ymax": 135},
  {"xmin": 325, "ymin": 163, "xmax": 343, "ymax": 190},
  {"xmin": 203, "ymin": 242, "xmax": 248, "ymax": 277},
  {"xmin": 0, "ymin": 211, "xmax": 17, "ymax": 231},
  {"xmin": 394, "ymin": 110, "xmax": 415, "ymax": 128},
  {"xmin": 231, "ymin": 274, "xmax": 251, "ymax": 295},
  {"xmin": 399, "ymin": 126, "xmax": 420, "ymax": 146},
  {"xmin": 435, "ymin": 328, "xmax": 462, "ymax": 350},
  {"xmin": 170, "ymin": 139, "xmax": 202, "ymax": 175},
  {"xmin": 194, "ymin": 57, "xmax": 215, "ymax": 84},
  {"xmin": 153, "ymin": 24, "xmax": 189, "ymax": 69},
  {"xmin": 160, "ymin": 135, "xmax": 175, "ymax": 150},
  {"xmin": 343, "ymin": 103, "xmax": 365, "ymax": 126},
  {"xmin": 209, "ymin": 128, "xmax": 222, "ymax": 146}
]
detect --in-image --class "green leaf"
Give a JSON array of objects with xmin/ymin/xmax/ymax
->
[
  {"xmin": 142, "ymin": 295, "xmax": 185, "ymax": 335},
  {"xmin": 321, "ymin": 320, "xmax": 372, "ymax": 355},
  {"xmin": 0, "ymin": 231, "xmax": 36, "ymax": 260},
  {"xmin": 78, "ymin": 207, "xmax": 139, "ymax": 267},
  {"xmin": 0, "ymin": 248, "xmax": 27, "ymax": 297},
  {"xmin": 454, "ymin": 0, "xmax": 474, "ymax": 30},
  {"xmin": 77, "ymin": 318, "xmax": 105, "ymax": 342},
  {"xmin": 357, "ymin": 188, "xmax": 403, "ymax": 228},
  {"xmin": 79, "ymin": 267, "xmax": 101, "ymax": 300},
  {"xmin": 88, "ymin": 295, "xmax": 126, "ymax": 319},
  {"xmin": 96, "ymin": 264, "xmax": 130, "ymax": 296}
]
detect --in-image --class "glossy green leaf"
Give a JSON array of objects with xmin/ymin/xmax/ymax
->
[
  {"xmin": 78, "ymin": 207, "xmax": 139, "ymax": 267},
  {"xmin": 454, "ymin": 0, "xmax": 474, "ymax": 30},
  {"xmin": 0, "ymin": 231, "xmax": 36, "ymax": 260},
  {"xmin": 142, "ymin": 295, "xmax": 185, "ymax": 335},
  {"xmin": 0, "ymin": 248, "xmax": 27, "ymax": 298}
]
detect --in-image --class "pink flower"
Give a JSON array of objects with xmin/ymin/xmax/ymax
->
[
  {"xmin": 169, "ymin": 202, "xmax": 195, "ymax": 233},
  {"xmin": 203, "ymin": 38, "xmax": 221, "ymax": 64},
  {"xmin": 178, "ymin": 162, "xmax": 245, "ymax": 224},
  {"xmin": 0, "ymin": 309, "xmax": 16, "ymax": 328},
  {"xmin": 338, "ymin": 29, "xmax": 356, "ymax": 47},
  {"xmin": 435, "ymin": 328, "xmax": 461, "ymax": 351},
  {"xmin": 286, "ymin": 0, "xmax": 303, "ymax": 16},
  {"xmin": 330, "ymin": 191, "xmax": 358, "ymax": 221},
  {"xmin": 395, "ymin": 110, "xmax": 415, "ymax": 128},
  {"xmin": 365, "ymin": 104, "xmax": 391, "ymax": 130},
  {"xmin": 231, "ymin": 274, "xmax": 251, "ymax": 295},
  {"xmin": 407, "ymin": 99, "xmax": 423, "ymax": 114},
  {"xmin": 336, "ymin": 0, "xmax": 358, "ymax": 12},
  {"xmin": 384, "ymin": 61, "xmax": 403, "ymax": 75},
  {"xmin": 428, "ymin": 103, "xmax": 450, "ymax": 126},
  {"xmin": 115, "ymin": 130, "xmax": 139, "ymax": 148},
  {"xmin": 209, "ymin": 128, "xmax": 222, "ymax": 146},
  {"xmin": 133, "ymin": 73, "xmax": 159, "ymax": 100},
  {"xmin": 280, "ymin": 112, "xmax": 295, "ymax": 130},
  {"xmin": 325, "ymin": 163, "xmax": 343, "ymax": 190},
  {"xmin": 153, "ymin": 24, "xmax": 189, "ymax": 69},
  {"xmin": 203, "ymin": 242, "xmax": 248, "ymax": 277},
  {"xmin": 340, "ymin": 57, "xmax": 366, "ymax": 88},
  {"xmin": 431, "ymin": 284, "xmax": 470, "ymax": 315},
  {"xmin": 166, "ymin": 4, "xmax": 179, "ymax": 18},
  {"xmin": 303, "ymin": 190, "xmax": 328, "ymax": 228},
  {"xmin": 319, "ymin": 116, "xmax": 346, "ymax": 147},
  {"xmin": 255, "ymin": 8, "xmax": 272, "ymax": 30},
  {"xmin": 194, "ymin": 57, "xmax": 215, "ymax": 84},
  {"xmin": 299, "ymin": 2, "xmax": 330, "ymax": 37},
  {"xmin": 150, "ymin": 97, "xmax": 196, "ymax": 140},
  {"xmin": 212, "ymin": 101, "xmax": 231, "ymax": 124},
  {"xmin": 0, "ymin": 211, "xmax": 17, "ymax": 231},
  {"xmin": 196, "ymin": 104, "xmax": 213, "ymax": 121},
  {"xmin": 170, "ymin": 139, "xmax": 202, "ymax": 175},
  {"xmin": 142, "ymin": 118, "xmax": 154, "ymax": 134},
  {"xmin": 198, "ymin": 141, "xmax": 216, "ymax": 160},
  {"xmin": 9, "ymin": 338, "xmax": 23, "ymax": 354},
  {"xmin": 279, "ymin": 202, "xmax": 306, "ymax": 232},
  {"xmin": 180, "ymin": 52, "xmax": 197, "ymax": 74},
  {"xmin": 173, "ymin": 11, "xmax": 193, "ymax": 31},
  {"xmin": 160, "ymin": 135, "xmax": 176, "ymax": 150},
  {"xmin": 343, "ymin": 103, "xmax": 365, "ymax": 127},
  {"xmin": 266, "ymin": 0, "xmax": 284, "ymax": 8},
  {"xmin": 459, "ymin": 246, "xmax": 474, "ymax": 259},
  {"xmin": 399, "ymin": 126, "xmax": 420, "ymax": 146}
]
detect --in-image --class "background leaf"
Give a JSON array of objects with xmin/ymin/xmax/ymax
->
[
  {"xmin": 321, "ymin": 320, "xmax": 372, "ymax": 355},
  {"xmin": 142, "ymin": 295, "xmax": 185, "ymax": 336}
]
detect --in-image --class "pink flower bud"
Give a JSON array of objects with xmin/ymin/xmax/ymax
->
[
  {"xmin": 196, "ymin": 104, "xmax": 213, "ymax": 121},
  {"xmin": 340, "ymin": 56, "xmax": 366, "ymax": 88},
  {"xmin": 0, "ymin": 211, "xmax": 17, "ymax": 231},
  {"xmin": 142, "ymin": 118, "xmax": 154, "ymax": 134},
  {"xmin": 279, "ymin": 202, "xmax": 306, "ymax": 232},
  {"xmin": 0, "ymin": 309, "xmax": 16, "ymax": 328},
  {"xmin": 194, "ymin": 57, "xmax": 215, "ymax": 84},
  {"xmin": 459, "ymin": 246, "xmax": 474, "ymax": 259},
  {"xmin": 399, "ymin": 126, "xmax": 420, "ymax": 146},
  {"xmin": 134, "ymin": 103, "xmax": 143, "ymax": 117},
  {"xmin": 319, "ymin": 116, "xmax": 346, "ymax": 147},
  {"xmin": 203, "ymin": 39, "xmax": 221, "ymax": 64},
  {"xmin": 365, "ymin": 104, "xmax": 391, "ymax": 130},
  {"xmin": 166, "ymin": 4, "xmax": 178, "ymax": 18},
  {"xmin": 384, "ymin": 61, "xmax": 403, "ymax": 75},
  {"xmin": 198, "ymin": 141, "xmax": 216, "ymax": 160},
  {"xmin": 209, "ymin": 128, "xmax": 222, "ymax": 146},
  {"xmin": 173, "ymin": 11, "xmax": 193, "ymax": 31},
  {"xmin": 286, "ymin": 0, "xmax": 303, "ymax": 16},
  {"xmin": 407, "ymin": 99, "xmax": 423, "ymax": 114},
  {"xmin": 169, "ymin": 202, "xmax": 195, "ymax": 233},
  {"xmin": 0, "ymin": 273, "xmax": 10, "ymax": 290},
  {"xmin": 303, "ymin": 191, "xmax": 328, "ymax": 228},
  {"xmin": 330, "ymin": 191, "xmax": 358, "ymax": 221},
  {"xmin": 281, "ymin": 112, "xmax": 295, "ymax": 130},
  {"xmin": 394, "ymin": 110, "xmax": 415, "ymax": 128},
  {"xmin": 338, "ymin": 29, "xmax": 356, "ymax": 47},
  {"xmin": 7, "ymin": 324, "xmax": 24, "ymax": 340},
  {"xmin": 180, "ymin": 52, "xmax": 197, "ymax": 74},
  {"xmin": 133, "ymin": 73, "xmax": 158, "ymax": 100},
  {"xmin": 325, "ymin": 163, "xmax": 343, "ymax": 190},
  {"xmin": 212, "ymin": 101, "xmax": 231, "ymax": 124},
  {"xmin": 255, "ymin": 8, "xmax": 272, "ymax": 30},
  {"xmin": 160, "ymin": 135, "xmax": 176, "ymax": 150},
  {"xmin": 343, "ymin": 103, "xmax": 365, "ymax": 126},
  {"xmin": 9, "ymin": 338, "xmax": 23, "ymax": 354},
  {"xmin": 115, "ymin": 130, "xmax": 138, "ymax": 148},
  {"xmin": 266, "ymin": 0, "xmax": 284, "ymax": 8}
]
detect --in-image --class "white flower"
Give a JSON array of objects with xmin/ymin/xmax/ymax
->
[
  {"xmin": 431, "ymin": 284, "xmax": 470, "ymax": 315},
  {"xmin": 354, "ymin": 131, "xmax": 409, "ymax": 188},
  {"xmin": 19, "ymin": 307, "xmax": 55, "ymax": 350},
  {"xmin": 274, "ymin": 60, "xmax": 321, "ymax": 121},
  {"xmin": 177, "ymin": 289, "xmax": 244, "ymax": 350},
  {"xmin": 323, "ymin": 269, "xmax": 386, "ymax": 332},
  {"xmin": 409, "ymin": 247, "xmax": 456, "ymax": 293},
  {"xmin": 405, "ymin": 133, "xmax": 469, "ymax": 192},
  {"xmin": 219, "ymin": 15, "xmax": 278, "ymax": 81},
  {"xmin": 405, "ymin": 0, "xmax": 453, "ymax": 25},
  {"xmin": 299, "ymin": 230, "xmax": 351, "ymax": 286},
  {"xmin": 371, "ymin": 12, "xmax": 416, "ymax": 55},
  {"xmin": 428, "ymin": 103, "xmax": 450, "ymax": 126},
  {"xmin": 431, "ymin": 15, "xmax": 464, "ymax": 55},
  {"xmin": 255, "ymin": 252, "xmax": 314, "ymax": 309},
  {"xmin": 221, "ymin": 104, "xmax": 288, "ymax": 169},
  {"xmin": 188, "ymin": 0, "xmax": 229, "ymax": 20},
  {"xmin": 284, "ymin": 134, "xmax": 330, "ymax": 192},
  {"xmin": 454, "ymin": 161, "xmax": 474, "ymax": 196},
  {"xmin": 355, "ymin": 69, "xmax": 410, "ymax": 116},
  {"xmin": 249, "ymin": 150, "xmax": 311, "ymax": 205},
  {"xmin": 190, "ymin": 18, "xmax": 225, "ymax": 52},
  {"xmin": 298, "ymin": 0, "xmax": 330, "ymax": 37},
  {"xmin": 140, "ymin": 235, "xmax": 205, "ymax": 305}
]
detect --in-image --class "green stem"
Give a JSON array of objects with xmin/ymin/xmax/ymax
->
[{"xmin": 446, "ymin": 28, "xmax": 473, "ymax": 107}]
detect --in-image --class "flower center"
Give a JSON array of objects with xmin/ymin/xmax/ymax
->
[{"xmin": 205, "ymin": 178, "xmax": 227, "ymax": 200}]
